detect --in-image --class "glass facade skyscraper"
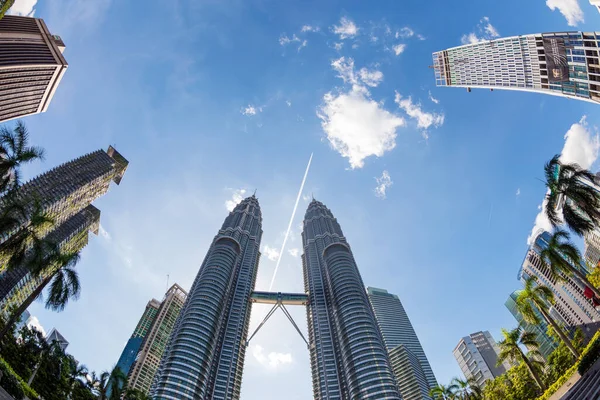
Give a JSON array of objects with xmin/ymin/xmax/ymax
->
[
  {"xmin": 505, "ymin": 290, "xmax": 557, "ymax": 360},
  {"xmin": 128, "ymin": 285, "xmax": 187, "ymax": 394},
  {"xmin": 367, "ymin": 287, "xmax": 437, "ymax": 399},
  {"xmin": 302, "ymin": 201, "xmax": 400, "ymax": 399},
  {"xmin": 113, "ymin": 299, "xmax": 161, "ymax": 381},
  {"xmin": 151, "ymin": 196, "xmax": 262, "ymax": 400},
  {"xmin": 433, "ymin": 32, "xmax": 600, "ymax": 103}
]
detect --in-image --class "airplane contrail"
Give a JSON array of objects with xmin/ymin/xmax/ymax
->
[{"xmin": 268, "ymin": 153, "xmax": 313, "ymax": 291}]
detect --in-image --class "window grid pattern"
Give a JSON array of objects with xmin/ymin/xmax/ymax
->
[{"xmin": 433, "ymin": 31, "xmax": 600, "ymax": 103}]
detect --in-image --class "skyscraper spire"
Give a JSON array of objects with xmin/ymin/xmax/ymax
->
[
  {"xmin": 151, "ymin": 196, "xmax": 262, "ymax": 400},
  {"xmin": 302, "ymin": 200, "xmax": 401, "ymax": 399}
]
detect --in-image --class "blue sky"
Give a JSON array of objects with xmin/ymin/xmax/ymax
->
[{"xmin": 6, "ymin": 0, "xmax": 600, "ymax": 398}]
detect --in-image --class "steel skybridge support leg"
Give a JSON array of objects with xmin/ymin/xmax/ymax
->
[
  {"xmin": 280, "ymin": 303, "xmax": 309, "ymax": 349},
  {"xmin": 246, "ymin": 303, "xmax": 279, "ymax": 347}
]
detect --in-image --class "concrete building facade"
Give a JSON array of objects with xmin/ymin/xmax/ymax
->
[
  {"xmin": 0, "ymin": 15, "xmax": 68, "ymax": 123},
  {"xmin": 453, "ymin": 331, "xmax": 510, "ymax": 387}
]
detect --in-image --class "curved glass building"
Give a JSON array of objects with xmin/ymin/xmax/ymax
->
[
  {"xmin": 302, "ymin": 200, "xmax": 401, "ymax": 399},
  {"xmin": 151, "ymin": 196, "xmax": 262, "ymax": 400}
]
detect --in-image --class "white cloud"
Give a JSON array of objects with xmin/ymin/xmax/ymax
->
[
  {"xmin": 358, "ymin": 68, "xmax": 384, "ymax": 87},
  {"xmin": 332, "ymin": 17, "xmax": 359, "ymax": 39},
  {"xmin": 225, "ymin": 189, "xmax": 246, "ymax": 211},
  {"xmin": 395, "ymin": 92, "xmax": 444, "ymax": 139},
  {"xmin": 527, "ymin": 116, "xmax": 599, "ymax": 244},
  {"xmin": 99, "ymin": 225, "xmax": 111, "ymax": 241},
  {"xmin": 331, "ymin": 57, "xmax": 383, "ymax": 87},
  {"xmin": 241, "ymin": 105, "xmax": 262, "ymax": 116},
  {"xmin": 286, "ymin": 100, "xmax": 292, "ymax": 107},
  {"xmin": 320, "ymin": 59, "xmax": 403, "ymax": 169},
  {"xmin": 302, "ymin": 194, "xmax": 311, "ymax": 202},
  {"xmin": 288, "ymin": 248, "xmax": 300, "ymax": 257},
  {"xmin": 7, "ymin": 0, "xmax": 37, "ymax": 16},
  {"xmin": 374, "ymin": 171, "xmax": 393, "ymax": 199},
  {"xmin": 279, "ymin": 34, "xmax": 301, "ymax": 46},
  {"xmin": 516, "ymin": 188, "xmax": 521, "ymax": 197},
  {"xmin": 395, "ymin": 27, "xmax": 414, "ymax": 39},
  {"xmin": 428, "ymin": 91, "xmax": 440, "ymax": 104},
  {"xmin": 461, "ymin": 16, "xmax": 500, "ymax": 44},
  {"xmin": 26, "ymin": 316, "xmax": 46, "ymax": 337},
  {"xmin": 251, "ymin": 345, "xmax": 293, "ymax": 369},
  {"xmin": 263, "ymin": 245, "xmax": 280, "ymax": 261},
  {"xmin": 392, "ymin": 44, "xmax": 406, "ymax": 56},
  {"xmin": 318, "ymin": 87, "xmax": 404, "ymax": 169},
  {"xmin": 333, "ymin": 42, "xmax": 344, "ymax": 51},
  {"xmin": 301, "ymin": 25, "xmax": 320, "ymax": 33},
  {"xmin": 417, "ymin": 34, "xmax": 426, "ymax": 41},
  {"xmin": 546, "ymin": 0, "xmax": 584, "ymax": 26}
]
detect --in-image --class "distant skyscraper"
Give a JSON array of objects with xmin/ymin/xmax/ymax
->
[
  {"xmin": 127, "ymin": 285, "xmax": 186, "ymax": 395},
  {"xmin": 151, "ymin": 196, "xmax": 263, "ymax": 399},
  {"xmin": 453, "ymin": 331, "xmax": 509, "ymax": 387},
  {"xmin": 505, "ymin": 290, "xmax": 557, "ymax": 360},
  {"xmin": 0, "ymin": 15, "xmax": 68, "ymax": 123},
  {"xmin": 46, "ymin": 328, "xmax": 68, "ymax": 352},
  {"xmin": 113, "ymin": 299, "xmax": 161, "ymax": 380},
  {"xmin": 368, "ymin": 287, "xmax": 437, "ymax": 399},
  {"xmin": 303, "ymin": 201, "xmax": 400, "ymax": 399},
  {"xmin": 433, "ymin": 32, "xmax": 600, "ymax": 103},
  {"xmin": 0, "ymin": 205, "xmax": 100, "ymax": 316},
  {"xmin": 519, "ymin": 231, "xmax": 600, "ymax": 334}
]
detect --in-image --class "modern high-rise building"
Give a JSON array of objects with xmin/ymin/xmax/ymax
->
[
  {"xmin": 151, "ymin": 197, "xmax": 400, "ymax": 400},
  {"xmin": 0, "ymin": 146, "xmax": 127, "ymax": 327},
  {"xmin": 433, "ymin": 32, "xmax": 600, "ymax": 103},
  {"xmin": 302, "ymin": 200, "xmax": 400, "ymax": 399},
  {"xmin": 519, "ymin": 231, "xmax": 600, "ymax": 335},
  {"xmin": 113, "ymin": 299, "xmax": 161, "ymax": 380},
  {"xmin": 127, "ymin": 284, "xmax": 187, "ymax": 395},
  {"xmin": 0, "ymin": 205, "xmax": 100, "ymax": 316},
  {"xmin": 368, "ymin": 287, "xmax": 437, "ymax": 399},
  {"xmin": 1, "ymin": 146, "xmax": 128, "ymax": 245},
  {"xmin": 46, "ymin": 328, "xmax": 68, "ymax": 352},
  {"xmin": 453, "ymin": 331, "xmax": 509, "ymax": 387},
  {"xmin": 584, "ymin": 228, "xmax": 600, "ymax": 268},
  {"xmin": 0, "ymin": 15, "xmax": 68, "ymax": 123},
  {"xmin": 151, "ymin": 196, "xmax": 263, "ymax": 400},
  {"xmin": 505, "ymin": 290, "xmax": 557, "ymax": 360}
]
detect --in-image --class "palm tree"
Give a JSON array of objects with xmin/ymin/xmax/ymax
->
[
  {"xmin": 429, "ymin": 383, "xmax": 457, "ymax": 399},
  {"xmin": 0, "ymin": 196, "xmax": 54, "ymax": 273},
  {"xmin": 544, "ymin": 155, "xmax": 600, "ymax": 236},
  {"xmin": 497, "ymin": 327, "xmax": 546, "ymax": 391},
  {"xmin": 451, "ymin": 377, "xmax": 483, "ymax": 399},
  {"xmin": 66, "ymin": 361, "xmax": 89, "ymax": 399},
  {"xmin": 539, "ymin": 229, "xmax": 600, "ymax": 300},
  {"xmin": 0, "ymin": 245, "xmax": 80, "ymax": 342},
  {"xmin": 0, "ymin": 1, "xmax": 16, "ymax": 20},
  {"xmin": 0, "ymin": 121, "xmax": 45, "ymax": 194},
  {"xmin": 516, "ymin": 276, "xmax": 580, "ymax": 358},
  {"xmin": 96, "ymin": 371, "xmax": 111, "ymax": 400}
]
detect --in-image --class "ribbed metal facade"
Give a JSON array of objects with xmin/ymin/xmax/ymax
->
[
  {"xmin": 367, "ymin": 287, "xmax": 438, "ymax": 397},
  {"xmin": 0, "ymin": 15, "xmax": 68, "ymax": 122},
  {"xmin": 151, "ymin": 196, "xmax": 262, "ymax": 400},
  {"xmin": 302, "ymin": 200, "xmax": 401, "ymax": 400},
  {"xmin": 388, "ymin": 344, "xmax": 432, "ymax": 400},
  {"xmin": 433, "ymin": 31, "xmax": 600, "ymax": 103}
]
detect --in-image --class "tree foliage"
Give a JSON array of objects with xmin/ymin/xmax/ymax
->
[
  {"xmin": 482, "ymin": 362, "xmax": 542, "ymax": 400},
  {"xmin": 0, "ymin": 0, "xmax": 15, "ymax": 20}
]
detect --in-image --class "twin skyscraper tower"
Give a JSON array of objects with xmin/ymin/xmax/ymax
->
[{"xmin": 150, "ymin": 196, "xmax": 402, "ymax": 399}]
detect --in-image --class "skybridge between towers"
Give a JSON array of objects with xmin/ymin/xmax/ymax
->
[{"xmin": 247, "ymin": 291, "xmax": 310, "ymax": 348}]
